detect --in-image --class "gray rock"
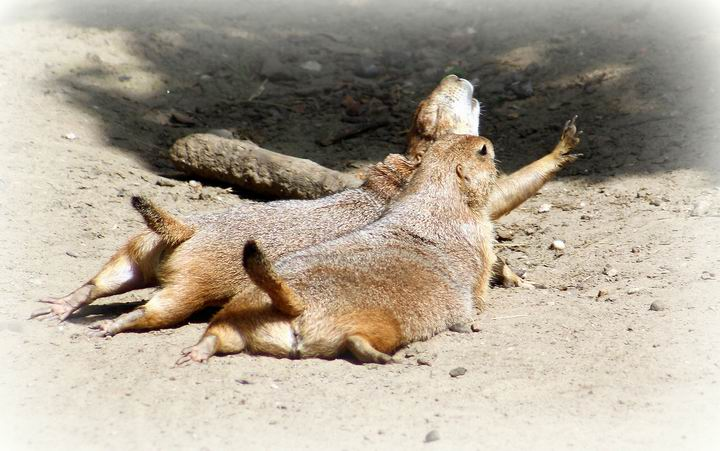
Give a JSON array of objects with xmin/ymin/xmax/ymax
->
[
  {"xmin": 354, "ymin": 62, "xmax": 384, "ymax": 79},
  {"xmin": 649, "ymin": 300, "xmax": 668, "ymax": 311},
  {"xmin": 691, "ymin": 200, "xmax": 710, "ymax": 217},
  {"xmin": 208, "ymin": 128, "xmax": 234, "ymax": 139},
  {"xmin": 260, "ymin": 55, "xmax": 296, "ymax": 82},
  {"xmin": 449, "ymin": 323, "xmax": 472, "ymax": 334},
  {"xmin": 424, "ymin": 430, "xmax": 440, "ymax": 443},
  {"xmin": 449, "ymin": 367, "xmax": 467, "ymax": 377}
]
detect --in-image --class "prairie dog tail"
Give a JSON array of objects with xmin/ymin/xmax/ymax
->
[
  {"xmin": 243, "ymin": 240, "xmax": 305, "ymax": 316},
  {"xmin": 131, "ymin": 196, "xmax": 195, "ymax": 246}
]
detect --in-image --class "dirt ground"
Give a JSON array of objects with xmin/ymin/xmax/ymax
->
[{"xmin": 2, "ymin": 0, "xmax": 719, "ymax": 449}]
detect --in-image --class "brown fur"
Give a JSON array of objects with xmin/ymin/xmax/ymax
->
[
  {"xmin": 183, "ymin": 134, "xmax": 497, "ymax": 363},
  {"xmin": 33, "ymin": 75, "xmax": 581, "ymax": 334}
]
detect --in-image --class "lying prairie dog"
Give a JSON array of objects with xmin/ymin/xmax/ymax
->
[
  {"xmin": 31, "ymin": 75, "xmax": 580, "ymax": 336},
  {"xmin": 179, "ymin": 134, "xmax": 497, "ymax": 364}
]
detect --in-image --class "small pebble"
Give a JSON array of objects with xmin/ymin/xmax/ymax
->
[
  {"xmin": 691, "ymin": 200, "xmax": 710, "ymax": 217},
  {"xmin": 470, "ymin": 322, "xmax": 482, "ymax": 332},
  {"xmin": 701, "ymin": 271, "xmax": 716, "ymax": 280},
  {"xmin": 538, "ymin": 203, "xmax": 552, "ymax": 213},
  {"xmin": 189, "ymin": 180, "xmax": 202, "ymax": 189},
  {"xmin": 354, "ymin": 63, "xmax": 383, "ymax": 78},
  {"xmin": 496, "ymin": 229, "xmax": 514, "ymax": 241},
  {"xmin": 550, "ymin": 239, "xmax": 566, "ymax": 250},
  {"xmin": 603, "ymin": 267, "xmax": 618, "ymax": 278},
  {"xmin": 424, "ymin": 430, "xmax": 440, "ymax": 443},
  {"xmin": 417, "ymin": 358, "xmax": 432, "ymax": 366},
  {"xmin": 649, "ymin": 300, "xmax": 668, "ymax": 311},
  {"xmin": 62, "ymin": 132, "xmax": 78, "ymax": 140},
  {"xmin": 449, "ymin": 323, "xmax": 472, "ymax": 334},
  {"xmin": 299, "ymin": 60, "xmax": 322, "ymax": 72},
  {"xmin": 66, "ymin": 251, "xmax": 79, "ymax": 258},
  {"xmin": 449, "ymin": 367, "xmax": 467, "ymax": 378},
  {"xmin": 156, "ymin": 178, "xmax": 178, "ymax": 187}
]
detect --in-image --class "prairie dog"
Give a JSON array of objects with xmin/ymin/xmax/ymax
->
[
  {"xmin": 179, "ymin": 134, "xmax": 497, "ymax": 364},
  {"xmin": 30, "ymin": 76, "xmax": 481, "ymax": 335},
  {"xmin": 31, "ymin": 75, "xmax": 580, "ymax": 336}
]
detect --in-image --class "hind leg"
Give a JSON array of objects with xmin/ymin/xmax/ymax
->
[
  {"xmin": 177, "ymin": 293, "xmax": 295, "ymax": 365},
  {"xmin": 31, "ymin": 232, "xmax": 164, "ymax": 322},
  {"xmin": 176, "ymin": 323, "xmax": 246, "ymax": 365},
  {"xmin": 87, "ymin": 285, "xmax": 210, "ymax": 337}
]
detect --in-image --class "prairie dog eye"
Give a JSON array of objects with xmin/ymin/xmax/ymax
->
[{"xmin": 478, "ymin": 144, "xmax": 488, "ymax": 156}]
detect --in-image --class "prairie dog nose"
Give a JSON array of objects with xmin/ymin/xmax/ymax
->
[{"xmin": 458, "ymin": 77, "xmax": 474, "ymax": 92}]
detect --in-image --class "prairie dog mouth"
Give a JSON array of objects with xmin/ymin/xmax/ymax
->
[{"xmin": 431, "ymin": 75, "xmax": 480, "ymax": 135}]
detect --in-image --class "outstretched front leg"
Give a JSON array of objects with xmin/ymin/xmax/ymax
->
[
  {"xmin": 488, "ymin": 116, "xmax": 582, "ymax": 220},
  {"xmin": 30, "ymin": 232, "xmax": 164, "ymax": 322},
  {"xmin": 490, "ymin": 256, "xmax": 535, "ymax": 289}
]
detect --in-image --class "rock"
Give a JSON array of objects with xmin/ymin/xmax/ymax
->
[
  {"xmin": 118, "ymin": 75, "xmax": 132, "ymax": 82},
  {"xmin": 550, "ymin": 239, "xmax": 566, "ymax": 250},
  {"xmin": 509, "ymin": 79, "xmax": 534, "ymax": 98},
  {"xmin": 299, "ymin": 60, "xmax": 322, "ymax": 72},
  {"xmin": 701, "ymin": 271, "xmax": 716, "ymax": 280},
  {"xmin": 471, "ymin": 322, "xmax": 482, "ymax": 332},
  {"xmin": 354, "ymin": 62, "xmax": 384, "ymax": 79},
  {"xmin": 62, "ymin": 132, "xmax": 78, "ymax": 140},
  {"xmin": 691, "ymin": 200, "xmax": 710, "ymax": 217},
  {"xmin": 156, "ymin": 178, "xmax": 178, "ymax": 187},
  {"xmin": 603, "ymin": 266, "xmax": 618, "ymax": 278},
  {"xmin": 207, "ymin": 128, "xmax": 234, "ymax": 139},
  {"xmin": 341, "ymin": 95, "xmax": 365, "ymax": 117},
  {"xmin": 649, "ymin": 300, "xmax": 668, "ymax": 311},
  {"xmin": 66, "ymin": 251, "xmax": 79, "ymax": 258},
  {"xmin": 260, "ymin": 55, "xmax": 296, "ymax": 82},
  {"xmin": 597, "ymin": 289, "xmax": 609, "ymax": 298},
  {"xmin": 496, "ymin": 228, "xmax": 514, "ymax": 241},
  {"xmin": 417, "ymin": 357, "xmax": 432, "ymax": 366},
  {"xmin": 449, "ymin": 367, "xmax": 467, "ymax": 377},
  {"xmin": 449, "ymin": 323, "xmax": 472, "ymax": 334},
  {"xmin": 424, "ymin": 430, "xmax": 440, "ymax": 443},
  {"xmin": 537, "ymin": 203, "xmax": 552, "ymax": 213},
  {"xmin": 170, "ymin": 111, "xmax": 195, "ymax": 126}
]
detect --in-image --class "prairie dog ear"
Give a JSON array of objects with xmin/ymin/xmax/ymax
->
[
  {"xmin": 414, "ymin": 100, "xmax": 439, "ymax": 137},
  {"xmin": 456, "ymin": 163, "xmax": 466, "ymax": 180}
]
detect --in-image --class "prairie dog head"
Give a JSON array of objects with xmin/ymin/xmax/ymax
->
[
  {"xmin": 410, "ymin": 134, "xmax": 496, "ymax": 208},
  {"xmin": 407, "ymin": 75, "xmax": 481, "ymax": 160}
]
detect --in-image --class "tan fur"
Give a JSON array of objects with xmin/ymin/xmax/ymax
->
[
  {"xmin": 489, "ymin": 116, "xmax": 581, "ymax": 220},
  {"xmin": 185, "ymin": 134, "xmax": 497, "ymax": 363},
  {"xmin": 34, "ymin": 75, "xmax": 581, "ymax": 333}
]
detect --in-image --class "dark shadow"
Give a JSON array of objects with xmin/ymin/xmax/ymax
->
[
  {"xmin": 13, "ymin": 0, "xmax": 720, "ymax": 186},
  {"xmin": 69, "ymin": 300, "xmax": 220, "ymax": 326}
]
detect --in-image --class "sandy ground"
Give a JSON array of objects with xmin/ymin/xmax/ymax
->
[{"xmin": 2, "ymin": 0, "xmax": 720, "ymax": 449}]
